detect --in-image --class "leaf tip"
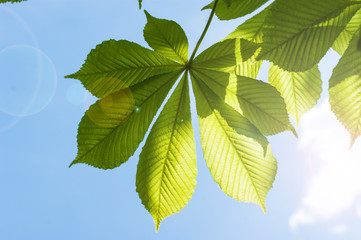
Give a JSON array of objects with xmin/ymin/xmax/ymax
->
[
  {"xmin": 258, "ymin": 200, "xmax": 267, "ymax": 214},
  {"xmin": 291, "ymin": 126, "xmax": 298, "ymax": 138},
  {"xmin": 262, "ymin": 207, "xmax": 267, "ymax": 214},
  {"xmin": 201, "ymin": 2, "xmax": 213, "ymax": 11},
  {"xmin": 154, "ymin": 219, "xmax": 161, "ymax": 232},
  {"xmin": 64, "ymin": 73, "xmax": 76, "ymax": 79},
  {"xmin": 68, "ymin": 161, "xmax": 76, "ymax": 168},
  {"xmin": 143, "ymin": 9, "xmax": 152, "ymax": 20},
  {"xmin": 350, "ymin": 135, "xmax": 357, "ymax": 149}
]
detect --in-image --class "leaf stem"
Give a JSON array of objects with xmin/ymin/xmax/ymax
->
[{"xmin": 187, "ymin": 0, "xmax": 219, "ymax": 68}]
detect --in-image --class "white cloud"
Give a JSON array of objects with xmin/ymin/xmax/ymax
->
[
  {"xmin": 289, "ymin": 209, "xmax": 315, "ymax": 229},
  {"xmin": 357, "ymin": 205, "xmax": 361, "ymax": 218},
  {"xmin": 289, "ymin": 100, "xmax": 361, "ymax": 230},
  {"xmin": 330, "ymin": 225, "xmax": 348, "ymax": 235}
]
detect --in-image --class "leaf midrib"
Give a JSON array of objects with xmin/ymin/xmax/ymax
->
[
  {"xmin": 193, "ymin": 69, "xmax": 290, "ymax": 131},
  {"xmin": 191, "ymin": 73, "xmax": 264, "ymax": 208},
  {"xmin": 156, "ymin": 75, "xmax": 188, "ymax": 225},
  {"xmin": 259, "ymin": 2, "xmax": 361, "ymax": 58},
  {"xmin": 69, "ymin": 64, "xmax": 182, "ymax": 78},
  {"xmin": 74, "ymin": 71, "xmax": 182, "ymax": 165},
  {"xmin": 147, "ymin": 16, "xmax": 187, "ymax": 64}
]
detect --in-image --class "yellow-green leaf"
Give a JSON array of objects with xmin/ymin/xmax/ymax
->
[
  {"xmin": 191, "ymin": 75, "xmax": 277, "ymax": 211},
  {"xmin": 144, "ymin": 11, "xmax": 188, "ymax": 64},
  {"xmin": 66, "ymin": 40, "xmax": 182, "ymax": 98},
  {"xmin": 203, "ymin": 0, "xmax": 270, "ymax": 20},
  {"xmin": 234, "ymin": 39, "xmax": 262, "ymax": 78},
  {"xmin": 70, "ymin": 71, "xmax": 181, "ymax": 169},
  {"xmin": 269, "ymin": 63, "xmax": 322, "ymax": 126},
  {"xmin": 225, "ymin": 6, "xmax": 268, "ymax": 42},
  {"xmin": 332, "ymin": 8, "xmax": 361, "ymax": 55},
  {"xmin": 329, "ymin": 28, "xmax": 361, "ymax": 146},
  {"xmin": 225, "ymin": 9, "xmax": 267, "ymax": 78},
  {"xmin": 191, "ymin": 68, "xmax": 294, "ymax": 136},
  {"xmin": 193, "ymin": 39, "xmax": 237, "ymax": 69},
  {"xmin": 257, "ymin": 0, "xmax": 361, "ymax": 71},
  {"xmin": 136, "ymin": 75, "xmax": 196, "ymax": 231}
]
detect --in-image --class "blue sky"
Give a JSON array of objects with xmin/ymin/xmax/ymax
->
[{"xmin": 1, "ymin": 0, "xmax": 361, "ymax": 239}]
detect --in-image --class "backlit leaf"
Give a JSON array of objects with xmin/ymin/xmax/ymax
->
[
  {"xmin": 234, "ymin": 39, "xmax": 262, "ymax": 79},
  {"xmin": 136, "ymin": 75, "xmax": 196, "ymax": 231},
  {"xmin": 269, "ymin": 63, "xmax": 322, "ymax": 126},
  {"xmin": 225, "ymin": 5, "xmax": 268, "ymax": 42},
  {"xmin": 332, "ymin": 8, "xmax": 361, "ymax": 55},
  {"xmin": 257, "ymin": 0, "xmax": 361, "ymax": 71},
  {"xmin": 191, "ymin": 68, "xmax": 295, "ymax": 136},
  {"xmin": 203, "ymin": 0, "xmax": 270, "ymax": 20},
  {"xmin": 329, "ymin": 28, "xmax": 361, "ymax": 146},
  {"xmin": 225, "ymin": 9, "xmax": 268, "ymax": 78},
  {"xmin": 191, "ymin": 75, "xmax": 277, "ymax": 211},
  {"xmin": 193, "ymin": 39, "xmax": 237, "ymax": 69},
  {"xmin": 144, "ymin": 11, "xmax": 188, "ymax": 64},
  {"xmin": 66, "ymin": 40, "xmax": 182, "ymax": 98},
  {"xmin": 70, "ymin": 71, "xmax": 182, "ymax": 169},
  {"xmin": 194, "ymin": 39, "xmax": 260, "ymax": 78}
]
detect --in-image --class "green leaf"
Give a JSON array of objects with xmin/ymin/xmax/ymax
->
[
  {"xmin": 191, "ymin": 68, "xmax": 295, "ymax": 136},
  {"xmin": 191, "ymin": 75, "xmax": 277, "ymax": 211},
  {"xmin": 144, "ymin": 11, "xmax": 189, "ymax": 64},
  {"xmin": 329, "ymin": 28, "xmax": 361, "ymax": 146},
  {"xmin": 226, "ymin": 6, "xmax": 268, "ymax": 42},
  {"xmin": 333, "ymin": 8, "xmax": 361, "ymax": 55},
  {"xmin": 234, "ymin": 39, "xmax": 262, "ymax": 79},
  {"xmin": 269, "ymin": 63, "xmax": 322, "ymax": 126},
  {"xmin": 237, "ymin": 39, "xmax": 261, "ymax": 62},
  {"xmin": 222, "ymin": 0, "xmax": 231, "ymax": 7},
  {"xmin": 193, "ymin": 39, "xmax": 237, "ymax": 69},
  {"xmin": 203, "ymin": 0, "xmax": 270, "ymax": 20},
  {"xmin": 66, "ymin": 39, "xmax": 182, "ymax": 98},
  {"xmin": 192, "ymin": 39, "xmax": 261, "ymax": 78},
  {"xmin": 0, "ymin": 0, "xmax": 26, "ymax": 3},
  {"xmin": 257, "ymin": 0, "xmax": 361, "ymax": 71},
  {"xmin": 225, "ymin": 9, "xmax": 268, "ymax": 78},
  {"xmin": 70, "ymin": 71, "xmax": 182, "ymax": 169},
  {"xmin": 136, "ymin": 75, "xmax": 196, "ymax": 231},
  {"xmin": 138, "ymin": 0, "xmax": 142, "ymax": 9}
]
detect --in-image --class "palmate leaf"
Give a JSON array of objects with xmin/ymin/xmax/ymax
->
[
  {"xmin": 69, "ymin": 9, "xmax": 283, "ymax": 231},
  {"xmin": 203, "ymin": 0, "xmax": 270, "ymax": 20},
  {"xmin": 136, "ymin": 75, "xmax": 196, "ymax": 231},
  {"xmin": 269, "ymin": 64, "xmax": 322, "ymax": 126},
  {"xmin": 66, "ymin": 40, "xmax": 182, "ymax": 98},
  {"xmin": 333, "ymin": 8, "xmax": 361, "ymax": 55},
  {"xmin": 0, "ymin": 0, "xmax": 26, "ymax": 3},
  {"xmin": 329, "ymin": 28, "xmax": 361, "ymax": 146},
  {"xmin": 70, "ymin": 71, "xmax": 182, "ymax": 169},
  {"xmin": 144, "ymin": 11, "xmax": 188, "ymax": 64},
  {"xmin": 191, "ymin": 74, "xmax": 277, "ymax": 211},
  {"xmin": 257, "ymin": 0, "xmax": 361, "ymax": 72},
  {"xmin": 191, "ymin": 68, "xmax": 294, "ymax": 136}
]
